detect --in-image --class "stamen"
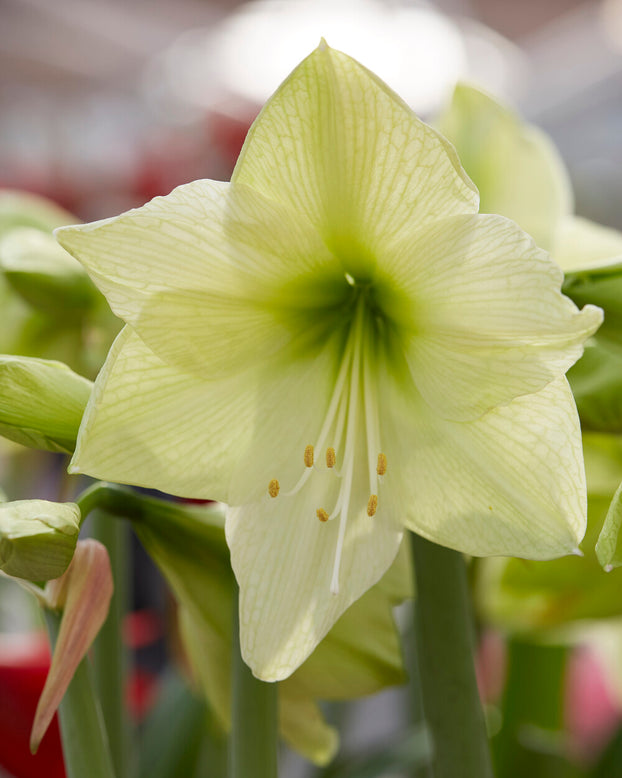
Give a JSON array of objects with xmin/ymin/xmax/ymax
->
[
  {"xmin": 268, "ymin": 479, "xmax": 280, "ymax": 498},
  {"xmin": 316, "ymin": 508, "xmax": 329, "ymax": 522},
  {"xmin": 326, "ymin": 447, "xmax": 336, "ymax": 468},
  {"xmin": 304, "ymin": 445, "xmax": 314, "ymax": 468},
  {"xmin": 377, "ymin": 453, "xmax": 387, "ymax": 476},
  {"xmin": 367, "ymin": 495, "xmax": 378, "ymax": 517}
]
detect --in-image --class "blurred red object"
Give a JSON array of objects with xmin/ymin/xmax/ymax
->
[{"xmin": 0, "ymin": 632, "xmax": 65, "ymax": 778}]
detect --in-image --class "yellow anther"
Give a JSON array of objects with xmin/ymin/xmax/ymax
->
[
  {"xmin": 367, "ymin": 495, "xmax": 378, "ymax": 517},
  {"xmin": 268, "ymin": 479, "xmax": 280, "ymax": 498},
  {"xmin": 376, "ymin": 453, "xmax": 387, "ymax": 476},
  {"xmin": 317, "ymin": 508, "xmax": 329, "ymax": 522},
  {"xmin": 304, "ymin": 444, "xmax": 314, "ymax": 468},
  {"xmin": 326, "ymin": 447, "xmax": 336, "ymax": 468}
]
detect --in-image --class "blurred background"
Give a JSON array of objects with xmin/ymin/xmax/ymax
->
[
  {"xmin": 1, "ymin": 1, "xmax": 622, "ymax": 776},
  {"xmin": 1, "ymin": 0, "xmax": 621, "ymax": 228}
]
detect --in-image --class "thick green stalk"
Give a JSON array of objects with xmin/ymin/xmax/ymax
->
[
  {"xmin": 45, "ymin": 611, "xmax": 117, "ymax": 778},
  {"xmin": 410, "ymin": 532, "xmax": 494, "ymax": 778},
  {"xmin": 91, "ymin": 511, "xmax": 132, "ymax": 778},
  {"xmin": 229, "ymin": 587, "xmax": 278, "ymax": 778}
]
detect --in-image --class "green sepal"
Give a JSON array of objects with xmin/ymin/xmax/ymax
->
[
  {"xmin": 0, "ymin": 228, "xmax": 100, "ymax": 315},
  {"xmin": 0, "ymin": 499, "xmax": 80, "ymax": 580},
  {"xmin": 0, "ymin": 355, "xmax": 92, "ymax": 453}
]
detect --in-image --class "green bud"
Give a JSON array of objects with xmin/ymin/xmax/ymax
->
[
  {"xmin": 0, "ymin": 228, "xmax": 100, "ymax": 314},
  {"xmin": 0, "ymin": 355, "xmax": 92, "ymax": 453},
  {"xmin": 0, "ymin": 500, "xmax": 80, "ymax": 580},
  {"xmin": 0, "ymin": 190, "xmax": 76, "ymax": 237}
]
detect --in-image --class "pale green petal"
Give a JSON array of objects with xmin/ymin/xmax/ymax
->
[
  {"xmin": 278, "ymin": 693, "xmax": 338, "ymax": 766},
  {"xmin": 384, "ymin": 213, "xmax": 602, "ymax": 421},
  {"xmin": 71, "ymin": 326, "xmax": 339, "ymax": 504},
  {"xmin": 384, "ymin": 375, "xmax": 586, "ymax": 558},
  {"xmin": 56, "ymin": 180, "xmax": 343, "ymax": 377},
  {"xmin": 0, "ymin": 355, "xmax": 92, "ymax": 453},
  {"xmin": 553, "ymin": 215, "xmax": 622, "ymax": 273},
  {"xmin": 233, "ymin": 44, "xmax": 477, "ymax": 275},
  {"xmin": 142, "ymin": 502, "xmax": 400, "ymax": 766},
  {"xmin": 71, "ymin": 326, "xmax": 252, "ymax": 500},
  {"xmin": 291, "ymin": 541, "xmax": 410, "ymax": 699},
  {"xmin": 226, "ymin": 486, "xmax": 403, "ymax": 681},
  {"xmin": 438, "ymin": 83, "xmax": 572, "ymax": 250}
]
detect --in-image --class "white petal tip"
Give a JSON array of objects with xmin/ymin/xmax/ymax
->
[
  {"xmin": 570, "ymin": 547, "xmax": 584, "ymax": 557},
  {"xmin": 605, "ymin": 564, "xmax": 614, "ymax": 573}
]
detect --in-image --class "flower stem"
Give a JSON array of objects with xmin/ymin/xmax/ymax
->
[
  {"xmin": 44, "ymin": 610, "xmax": 117, "ymax": 778},
  {"xmin": 229, "ymin": 586, "xmax": 278, "ymax": 778},
  {"xmin": 409, "ymin": 532, "xmax": 494, "ymax": 778},
  {"xmin": 91, "ymin": 511, "xmax": 132, "ymax": 778}
]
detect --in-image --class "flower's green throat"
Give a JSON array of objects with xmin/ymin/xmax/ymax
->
[{"xmin": 268, "ymin": 289, "xmax": 389, "ymax": 596}]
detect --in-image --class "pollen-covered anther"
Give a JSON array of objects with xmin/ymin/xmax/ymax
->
[
  {"xmin": 304, "ymin": 445, "xmax": 314, "ymax": 468},
  {"xmin": 268, "ymin": 479, "xmax": 280, "ymax": 498},
  {"xmin": 376, "ymin": 453, "xmax": 387, "ymax": 476},
  {"xmin": 317, "ymin": 508, "xmax": 329, "ymax": 522},
  {"xmin": 326, "ymin": 447, "xmax": 336, "ymax": 468},
  {"xmin": 367, "ymin": 495, "xmax": 378, "ymax": 517}
]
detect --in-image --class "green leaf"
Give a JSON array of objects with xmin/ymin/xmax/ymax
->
[
  {"xmin": 563, "ymin": 266, "xmax": 622, "ymax": 350},
  {"xmin": 0, "ymin": 499, "xmax": 80, "ymax": 580},
  {"xmin": 567, "ymin": 338, "xmax": 622, "ymax": 433},
  {"xmin": 0, "ymin": 355, "xmax": 92, "ymax": 452}
]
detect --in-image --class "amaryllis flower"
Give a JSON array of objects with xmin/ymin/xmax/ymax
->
[{"xmin": 56, "ymin": 44, "xmax": 601, "ymax": 680}]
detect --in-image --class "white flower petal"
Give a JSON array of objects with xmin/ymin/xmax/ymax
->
[
  {"xmin": 56, "ymin": 180, "xmax": 342, "ymax": 377},
  {"xmin": 383, "ymin": 374, "xmax": 586, "ymax": 558},
  {"xmin": 71, "ymin": 326, "xmax": 341, "ymax": 504},
  {"xmin": 381, "ymin": 213, "xmax": 602, "ymax": 420},
  {"xmin": 226, "ymin": 487, "xmax": 402, "ymax": 681},
  {"xmin": 233, "ymin": 44, "xmax": 477, "ymax": 273}
]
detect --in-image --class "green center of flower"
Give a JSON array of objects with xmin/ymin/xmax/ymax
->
[{"xmin": 268, "ymin": 291, "xmax": 390, "ymax": 595}]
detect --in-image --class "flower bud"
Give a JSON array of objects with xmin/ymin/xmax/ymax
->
[
  {"xmin": 0, "ymin": 500, "xmax": 80, "ymax": 581},
  {"xmin": 0, "ymin": 355, "xmax": 91, "ymax": 453}
]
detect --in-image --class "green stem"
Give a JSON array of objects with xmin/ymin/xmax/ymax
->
[
  {"xmin": 229, "ymin": 587, "xmax": 278, "ymax": 778},
  {"xmin": 410, "ymin": 532, "xmax": 494, "ymax": 778},
  {"xmin": 91, "ymin": 511, "xmax": 132, "ymax": 778},
  {"xmin": 44, "ymin": 610, "xmax": 117, "ymax": 778}
]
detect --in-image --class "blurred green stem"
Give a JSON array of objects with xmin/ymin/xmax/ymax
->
[
  {"xmin": 91, "ymin": 511, "xmax": 132, "ymax": 778},
  {"xmin": 410, "ymin": 532, "xmax": 494, "ymax": 778},
  {"xmin": 45, "ymin": 610, "xmax": 117, "ymax": 778},
  {"xmin": 230, "ymin": 587, "xmax": 278, "ymax": 778}
]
